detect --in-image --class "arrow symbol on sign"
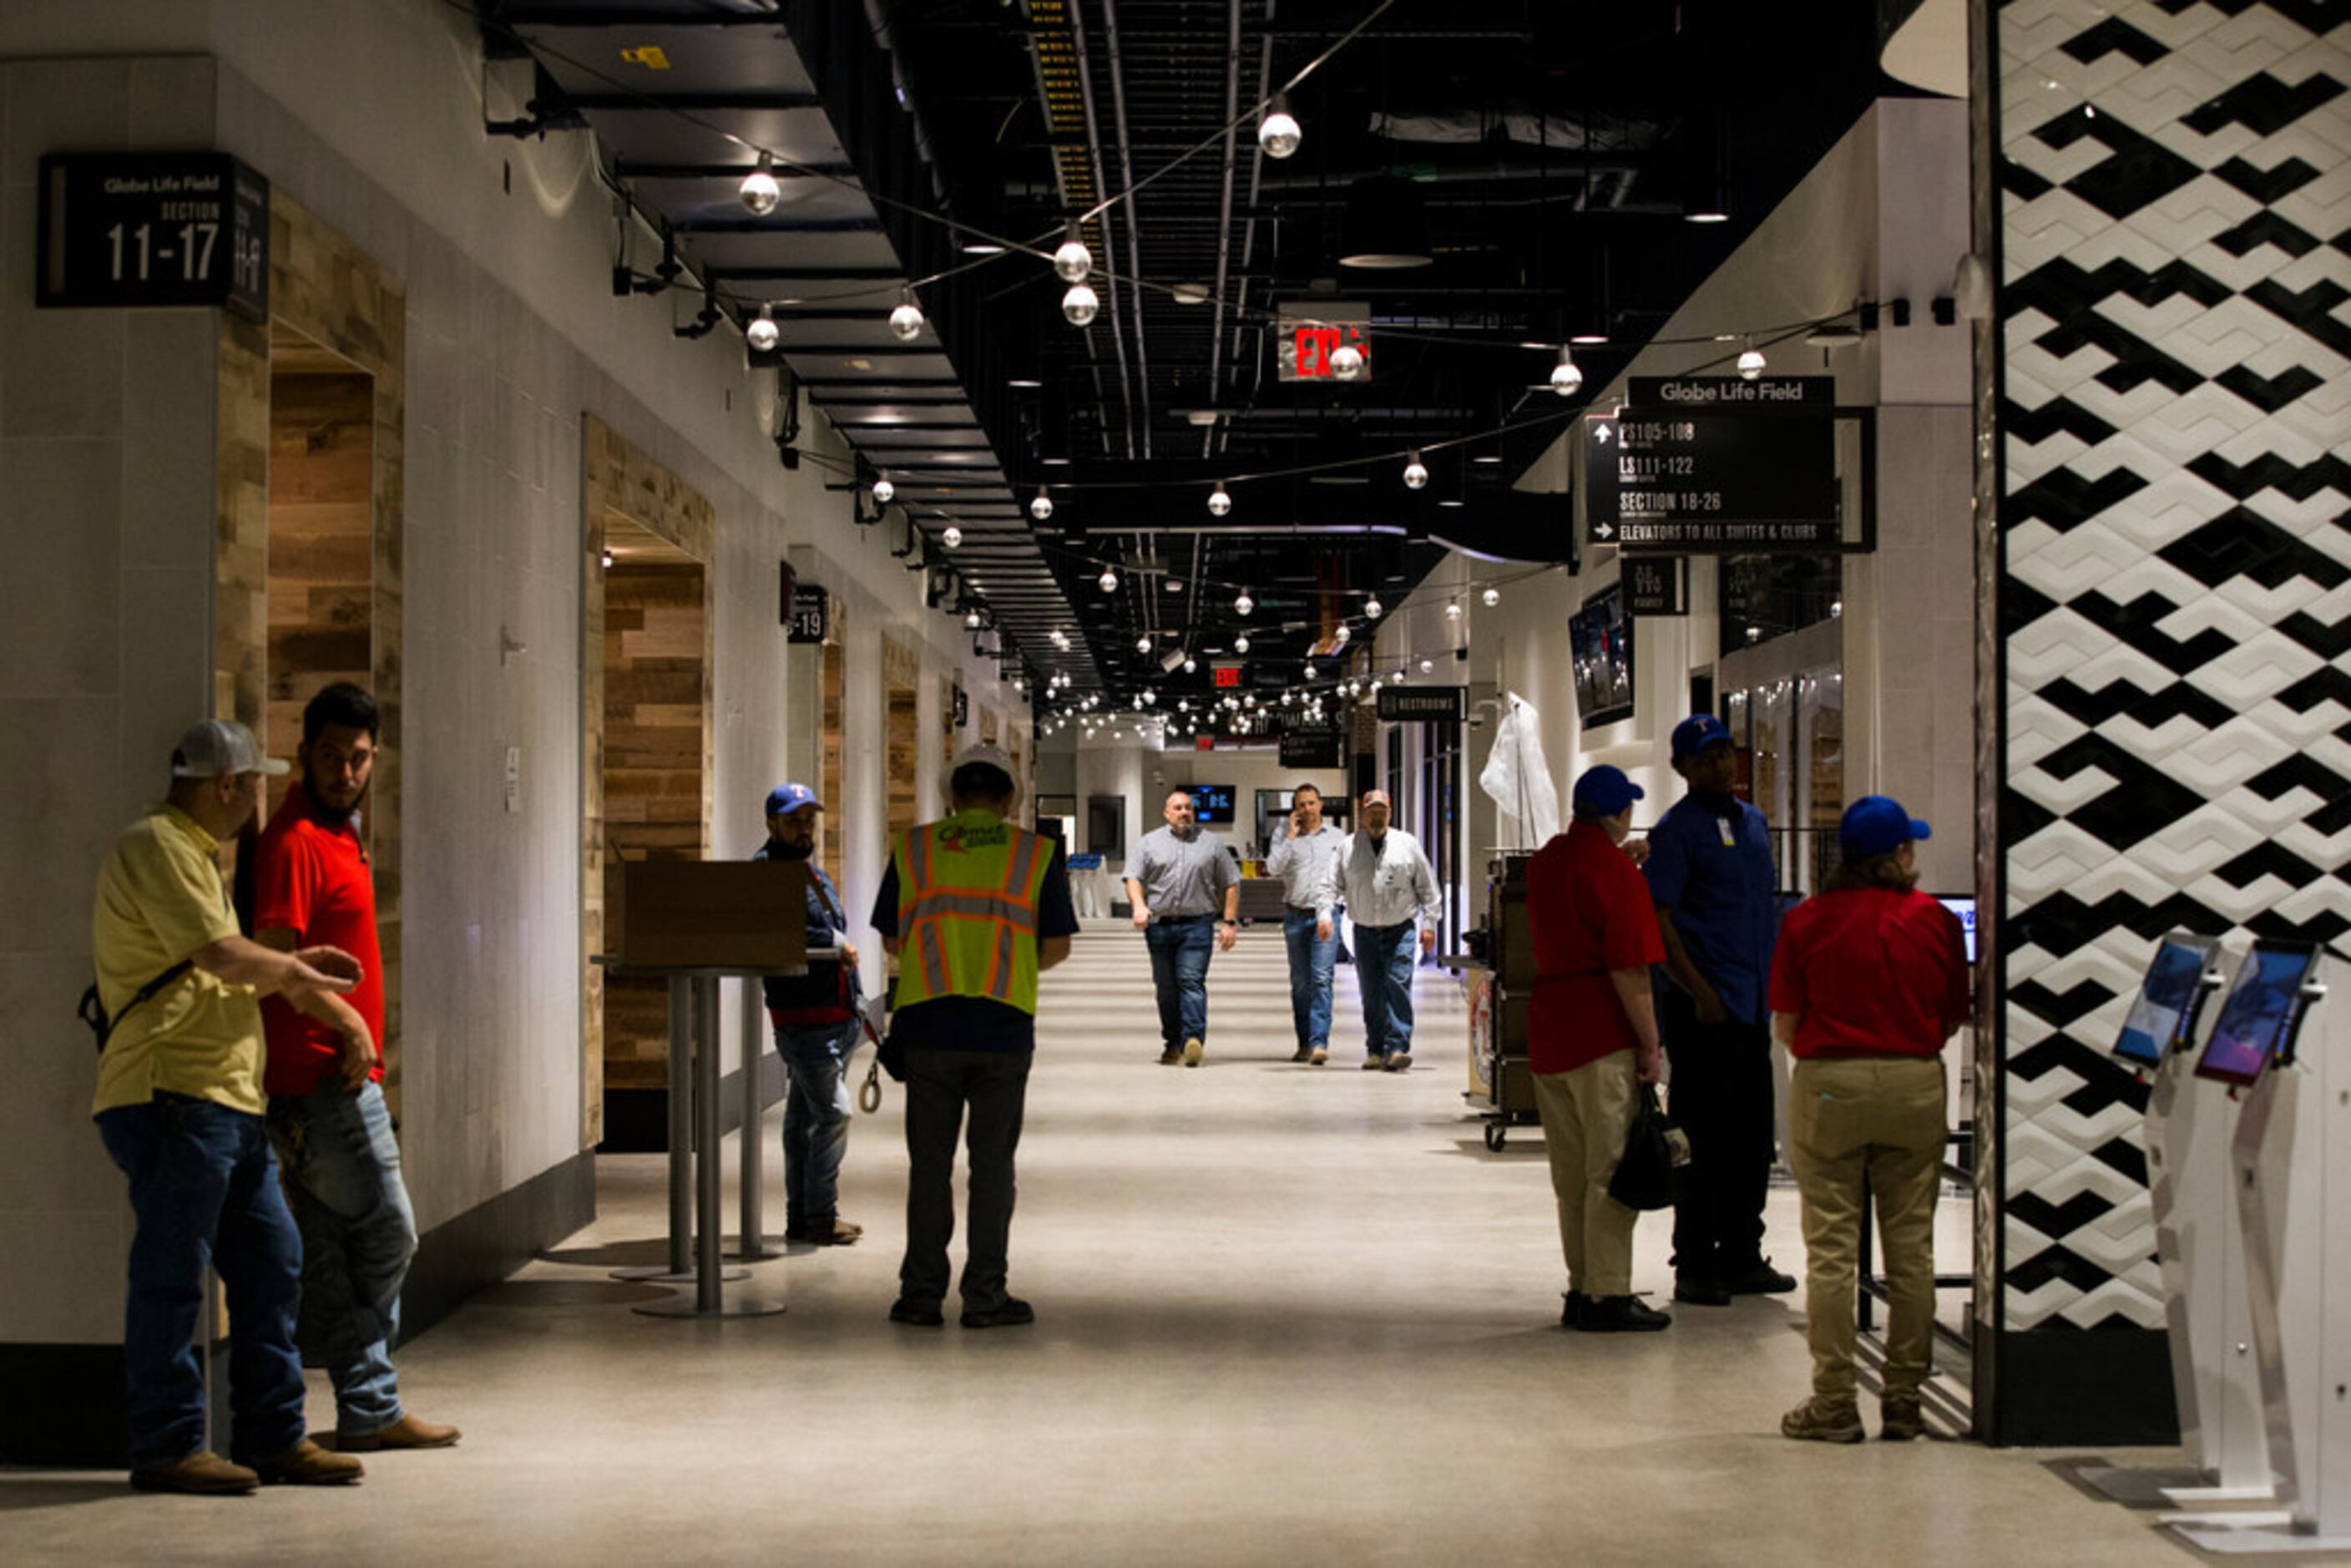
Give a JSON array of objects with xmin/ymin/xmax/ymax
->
[
  {"xmin": 1594, "ymin": 521, "xmax": 1615, "ymax": 539},
  {"xmin": 1595, "ymin": 422, "xmax": 1614, "ymax": 443}
]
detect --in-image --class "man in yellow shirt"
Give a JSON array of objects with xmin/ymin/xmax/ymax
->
[{"xmin": 90, "ymin": 719, "xmax": 372, "ymax": 1495}]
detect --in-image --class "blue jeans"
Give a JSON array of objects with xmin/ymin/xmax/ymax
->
[
  {"xmin": 1282, "ymin": 909, "xmax": 1337, "ymax": 1050},
  {"xmin": 1353, "ymin": 921, "xmax": 1419, "ymax": 1058},
  {"xmin": 96, "ymin": 1095, "xmax": 307, "ymax": 1469},
  {"xmin": 267, "ymin": 1081, "xmax": 417, "ymax": 1439},
  {"xmin": 776, "ymin": 1018, "xmax": 858, "ymax": 1227},
  {"xmin": 1144, "ymin": 918, "xmax": 1215, "ymax": 1048}
]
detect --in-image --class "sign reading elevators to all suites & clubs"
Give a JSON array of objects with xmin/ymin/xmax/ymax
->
[
  {"xmin": 1623, "ymin": 556, "xmax": 1690, "ymax": 617},
  {"xmin": 37, "ymin": 153, "xmax": 270, "ymax": 321},
  {"xmin": 1583, "ymin": 377, "xmax": 1840, "ymax": 553},
  {"xmin": 1279, "ymin": 716, "xmax": 1343, "ymax": 769}
]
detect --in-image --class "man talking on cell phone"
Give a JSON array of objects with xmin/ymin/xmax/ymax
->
[{"xmin": 1264, "ymin": 783, "xmax": 1347, "ymax": 1065}]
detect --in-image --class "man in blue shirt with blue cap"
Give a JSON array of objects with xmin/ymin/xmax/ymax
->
[
  {"xmin": 1644, "ymin": 716, "xmax": 1797, "ymax": 1308},
  {"xmin": 753, "ymin": 782, "xmax": 864, "ymax": 1247}
]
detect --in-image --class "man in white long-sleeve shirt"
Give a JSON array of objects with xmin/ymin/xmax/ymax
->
[
  {"xmin": 1264, "ymin": 782, "xmax": 1347, "ymax": 1065},
  {"xmin": 1322, "ymin": 789, "xmax": 1442, "ymax": 1072}
]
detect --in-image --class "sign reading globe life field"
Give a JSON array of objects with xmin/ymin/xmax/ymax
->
[{"xmin": 1583, "ymin": 377, "xmax": 1840, "ymax": 552}]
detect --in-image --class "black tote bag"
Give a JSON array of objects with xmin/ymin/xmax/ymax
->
[{"xmin": 1608, "ymin": 1083, "xmax": 1691, "ymax": 1211}]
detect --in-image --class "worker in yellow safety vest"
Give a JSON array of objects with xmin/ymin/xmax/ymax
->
[{"xmin": 871, "ymin": 744, "xmax": 1077, "ymax": 1328}]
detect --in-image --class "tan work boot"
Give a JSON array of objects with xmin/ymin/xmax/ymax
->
[
  {"xmin": 1182, "ymin": 1036, "xmax": 1204, "ymax": 1068},
  {"xmin": 340, "ymin": 1414, "xmax": 462, "ymax": 1452},
  {"xmin": 801, "ymin": 1217, "xmax": 862, "ymax": 1247},
  {"xmin": 1780, "ymin": 1397, "xmax": 1865, "ymax": 1444},
  {"xmin": 248, "ymin": 1439, "xmax": 365, "ymax": 1485},
  {"xmin": 129, "ymin": 1449, "xmax": 258, "ymax": 1495}
]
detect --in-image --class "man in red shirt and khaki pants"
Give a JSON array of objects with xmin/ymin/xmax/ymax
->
[
  {"xmin": 255, "ymin": 684, "xmax": 458, "ymax": 1454},
  {"xmin": 1524, "ymin": 765, "xmax": 1670, "ymax": 1333}
]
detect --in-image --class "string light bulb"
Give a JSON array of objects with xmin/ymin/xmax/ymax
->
[
  {"xmin": 1737, "ymin": 335, "xmax": 1767, "ymax": 380},
  {"xmin": 1235, "ymin": 589, "xmax": 1254, "ymax": 616},
  {"xmin": 1482, "ymin": 586, "xmax": 1500, "ymax": 607},
  {"xmin": 1403, "ymin": 451, "xmax": 1429, "ymax": 489},
  {"xmin": 1030, "ymin": 487, "xmax": 1054, "ymax": 522},
  {"xmin": 1257, "ymin": 93, "xmax": 1302, "ymax": 159},
  {"xmin": 1234, "ymin": 634, "xmax": 1250, "ymax": 654},
  {"xmin": 1207, "ymin": 482, "xmax": 1231, "ymax": 517},
  {"xmin": 965, "ymin": 609, "xmax": 983, "ymax": 630},
  {"xmin": 1331, "ymin": 342, "xmax": 1364, "ymax": 380},
  {"xmin": 1062, "ymin": 281, "xmax": 1100, "ymax": 326},
  {"xmin": 1100, "ymin": 567, "xmax": 1120, "ymax": 593},
  {"xmin": 942, "ymin": 524, "xmax": 962, "ymax": 549},
  {"xmin": 1335, "ymin": 624, "xmax": 1352, "ymax": 645},
  {"xmin": 1445, "ymin": 599, "xmax": 1463, "ymax": 620},
  {"xmin": 1364, "ymin": 595, "xmax": 1383, "ymax": 619},
  {"xmin": 746, "ymin": 304, "xmax": 780, "ymax": 352},
  {"xmin": 1549, "ymin": 346, "xmax": 1583, "ymax": 397},
  {"xmin": 739, "ymin": 154, "xmax": 781, "ymax": 217},
  {"xmin": 1419, "ymin": 658, "xmax": 1433, "ymax": 673},
  {"xmin": 1052, "ymin": 221, "xmax": 1093, "ymax": 284},
  {"xmin": 888, "ymin": 289, "xmax": 924, "ymax": 341}
]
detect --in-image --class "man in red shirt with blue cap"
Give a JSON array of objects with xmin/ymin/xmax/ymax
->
[{"xmin": 1526, "ymin": 764, "xmax": 1670, "ymax": 1333}]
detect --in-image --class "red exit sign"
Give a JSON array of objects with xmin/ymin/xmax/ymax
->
[
  {"xmin": 1292, "ymin": 325, "xmax": 1370, "ymax": 379},
  {"xmin": 1212, "ymin": 665, "xmax": 1242, "ymax": 688},
  {"xmin": 1196, "ymin": 735, "xmax": 1216, "ymax": 751}
]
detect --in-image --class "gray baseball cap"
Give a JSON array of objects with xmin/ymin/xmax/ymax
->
[{"xmin": 169, "ymin": 718, "xmax": 289, "ymax": 778}]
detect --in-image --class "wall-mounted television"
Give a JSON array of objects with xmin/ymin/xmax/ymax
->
[
  {"xmin": 1571, "ymin": 584, "xmax": 1634, "ymax": 729},
  {"xmin": 1190, "ymin": 783, "xmax": 1236, "ymax": 825}
]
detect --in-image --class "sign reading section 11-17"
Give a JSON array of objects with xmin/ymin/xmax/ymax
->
[
  {"xmin": 1583, "ymin": 377, "xmax": 1838, "ymax": 553},
  {"xmin": 37, "ymin": 153, "xmax": 270, "ymax": 321}
]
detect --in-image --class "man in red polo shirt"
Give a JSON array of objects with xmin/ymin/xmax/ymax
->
[
  {"xmin": 255, "ymin": 683, "xmax": 458, "ymax": 1454},
  {"xmin": 1524, "ymin": 764, "xmax": 1670, "ymax": 1333}
]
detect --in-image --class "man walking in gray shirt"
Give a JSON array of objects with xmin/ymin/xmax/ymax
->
[
  {"xmin": 1125, "ymin": 788, "xmax": 1239, "ymax": 1066},
  {"xmin": 1324, "ymin": 790, "xmax": 1443, "ymax": 1071},
  {"xmin": 1265, "ymin": 782, "xmax": 1347, "ymax": 1065}
]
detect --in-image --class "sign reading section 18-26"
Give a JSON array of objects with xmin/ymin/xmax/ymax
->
[
  {"xmin": 37, "ymin": 153, "xmax": 270, "ymax": 321},
  {"xmin": 1584, "ymin": 377, "xmax": 1838, "ymax": 553}
]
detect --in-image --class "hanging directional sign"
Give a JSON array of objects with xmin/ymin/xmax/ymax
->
[
  {"xmin": 1376, "ymin": 685, "xmax": 1466, "ymax": 723},
  {"xmin": 1583, "ymin": 377, "xmax": 1840, "ymax": 553},
  {"xmin": 1278, "ymin": 714, "xmax": 1343, "ymax": 769},
  {"xmin": 1622, "ymin": 555, "xmax": 1690, "ymax": 616}
]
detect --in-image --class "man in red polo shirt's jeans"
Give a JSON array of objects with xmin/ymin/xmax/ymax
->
[
  {"xmin": 255, "ymin": 683, "xmax": 458, "ymax": 1454},
  {"xmin": 1524, "ymin": 764, "xmax": 1670, "ymax": 1333}
]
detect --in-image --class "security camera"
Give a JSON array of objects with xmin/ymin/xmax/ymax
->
[{"xmin": 1467, "ymin": 710, "xmax": 1486, "ymax": 731}]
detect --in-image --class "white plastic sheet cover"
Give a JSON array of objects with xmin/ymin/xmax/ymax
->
[{"xmin": 1477, "ymin": 692, "xmax": 1560, "ymax": 846}]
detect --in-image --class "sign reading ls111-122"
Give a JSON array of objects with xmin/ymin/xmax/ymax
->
[
  {"xmin": 1583, "ymin": 377, "xmax": 1848, "ymax": 553},
  {"xmin": 36, "ymin": 154, "xmax": 270, "ymax": 321}
]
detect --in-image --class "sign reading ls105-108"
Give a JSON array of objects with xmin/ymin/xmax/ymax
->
[
  {"xmin": 37, "ymin": 154, "xmax": 269, "ymax": 321},
  {"xmin": 1583, "ymin": 377, "xmax": 1839, "ymax": 553}
]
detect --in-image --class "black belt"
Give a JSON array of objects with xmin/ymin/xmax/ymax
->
[
  {"xmin": 1285, "ymin": 904, "xmax": 1320, "ymax": 914},
  {"xmin": 1156, "ymin": 912, "xmax": 1214, "ymax": 923}
]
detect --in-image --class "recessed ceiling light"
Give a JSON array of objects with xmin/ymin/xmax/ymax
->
[
  {"xmin": 962, "ymin": 241, "xmax": 1008, "ymax": 255},
  {"xmin": 1472, "ymin": 453, "xmax": 1502, "ymax": 465},
  {"xmin": 1009, "ymin": 377, "xmax": 1043, "ymax": 388},
  {"xmin": 1042, "ymin": 456, "xmax": 1071, "ymax": 466},
  {"xmin": 1437, "ymin": 498, "xmax": 1465, "ymax": 508},
  {"xmin": 1686, "ymin": 210, "xmax": 1730, "ymax": 224},
  {"xmin": 1517, "ymin": 340, "xmax": 1551, "ymax": 351},
  {"xmin": 1805, "ymin": 326, "xmax": 1864, "ymax": 347},
  {"xmin": 846, "ymin": 357, "xmax": 874, "ymax": 370},
  {"xmin": 1570, "ymin": 332, "xmax": 1608, "ymax": 345}
]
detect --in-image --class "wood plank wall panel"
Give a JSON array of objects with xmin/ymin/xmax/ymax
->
[
  {"xmin": 215, "ymin": 189, "xmax": 406, "ymax": 1106},
  {"xmin": 822, "ymin": 632, "xmax": 845, "ymax": 887},
  {"xmin": 265, "ymin": 370, "xmax": 373, "ymax": 816},
  {"xmin": 579, "ymin": 416, "xmax": 714, "ymax": 1141}
]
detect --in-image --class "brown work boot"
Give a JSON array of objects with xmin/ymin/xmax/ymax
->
[
  {"xmin": 802, "ymin": 1217, "xmax": 863, "ymax": 1247},
  {"xmin": 247, "ymin": 1439, "xmax": 365, "ymax": 1485},
  {"xmin": 1880, "ymin": 1394, "xmax": 1925, "ymax": 1441},
  {"xmin": 129, "ymin": 1450, "xmax": 258, "ymax": 1495},
  {"xmin": 340, "ymin": 1414, "xmax": 461, "ymax": 1452},
  {"xmin": 1780, "ymin": 1397, "xmax": 1865, "ymax": 1444}
]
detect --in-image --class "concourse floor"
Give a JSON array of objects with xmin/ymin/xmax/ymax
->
[{"xmin": 2, "ymin": 926, "xmax": 2246, "ymax": 1564}]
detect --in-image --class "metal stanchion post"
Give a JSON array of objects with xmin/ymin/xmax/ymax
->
[
  {"xmin": 616, "ymin": 973, "xmax": 747, "ymax": 1287},
  {"xmin": 638, "ymin": 970, "xmax": 783, "ymax": 1318},
  {"xmin": 733, "ymin": 974, "xmax": 782, "ymax": 1259}
]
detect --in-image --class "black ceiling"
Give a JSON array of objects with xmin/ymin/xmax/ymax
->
[{"xmin": 478, "ymin": 0, "xmax": 1892, "ymax": 711}]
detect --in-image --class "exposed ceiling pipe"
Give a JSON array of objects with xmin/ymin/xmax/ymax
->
[
  {"xmin": 1065, "ymin": 2, "xmax": 1138, "ymax": 462},
  {"xmin": 1100, "ymin": 0, "xmax": 1154, "ymax": 459},
  {"xmin": 1200, "ymin": 0, "xmax": 1243, "ymax": 462},
  {"xmin": 860, "ymin": 0, "xmax": 947, "ymax": 202}
]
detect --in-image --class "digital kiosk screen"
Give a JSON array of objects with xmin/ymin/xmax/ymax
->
[
  {"xmin": 1934, "ymin": 896, "xmax": 1977, "ymax": 965},
  {"xmin": 2192, "ymin": 942, "xmax": 2317, "ymax": 1087},
  {"xmin": 2114, "ymin": 935, "xmax": 2219, "ymax": 1068},
  {"xmin": 1190, "ymin": 784, "xmax": 1236, "ymax": 825}
]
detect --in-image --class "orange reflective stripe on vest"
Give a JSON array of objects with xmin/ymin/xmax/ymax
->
[{"xmin": 892, "ymin": 811, "xmax": 1051, "ymax": 1014}]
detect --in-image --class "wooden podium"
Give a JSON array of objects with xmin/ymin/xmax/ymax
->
[{"xmin": 605, "ymin": 859, "xmax": 807, "ymax": 1319}]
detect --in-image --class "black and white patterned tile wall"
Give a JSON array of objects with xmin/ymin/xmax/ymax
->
[{"xmin": 1999, "ymin": 0, "xmax": 2350, "ymax": 1336}]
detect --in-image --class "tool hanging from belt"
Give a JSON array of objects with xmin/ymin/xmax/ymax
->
[{"xmin": 857, "ymin": 995, "xmax": 887, "ymax": 1113}]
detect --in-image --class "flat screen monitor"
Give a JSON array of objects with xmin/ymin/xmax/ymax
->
[
  {"xmin": 2193, "ymin": 941, "xmax": 2318, "ymax": 1088},
  {"xmin": 1934, "ymin": 896, "xmax": 1977, "ymax": 964},
  {"xmin": 1190, "ymin": 783, "xmax": 1236, "ymax": 825},
  {"xmin": 1570, "ymin": 585, "xmax": 1633, "ymax": 729},
  {"xmin": 2114, "ymin": 933, "xmax": 2221, "ymax": 1068}
]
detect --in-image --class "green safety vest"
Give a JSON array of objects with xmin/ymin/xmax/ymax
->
[{"xmin": 892, "ymin": 810, "xmax": 1052, "ymax": 1015}]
